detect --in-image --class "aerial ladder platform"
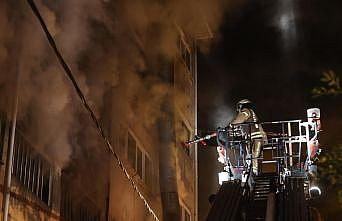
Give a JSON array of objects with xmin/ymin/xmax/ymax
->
[{"xmin": 185, "ymin": 108, "xmax": 323, "ymax": 221}]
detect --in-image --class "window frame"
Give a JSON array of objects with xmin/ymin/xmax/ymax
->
[
  {"xmin": 126, "ymin": 129, "xmax": 153, "ymax": 187},
  {"xmin": 178, "ymin": 119, "xmax": 192, "ymax": 158},
  {"xmin": 179, "ymin": 37, "xmax": 192, "ymax": 74}
]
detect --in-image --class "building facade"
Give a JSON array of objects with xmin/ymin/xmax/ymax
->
[
  {"xmin": 105, "ymin": 25, "xmax": 204, "ymax": 221},
  {"xmin": 0, "ymin": 114, "xmax": 61, "ymax": 221},
  {"xmin": 0, "ymin": 3, "xmax": 212, "ymax": 221}
]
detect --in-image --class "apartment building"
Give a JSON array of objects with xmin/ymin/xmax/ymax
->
[
  {"xmin": 0, "ymin": 4, "xmax": 213, "ymax": 221},
  {"xmin": 105, "ymin": 24, "xmax": 212, "ymax": 221}
]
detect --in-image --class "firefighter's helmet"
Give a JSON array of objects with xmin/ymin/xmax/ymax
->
[{"xmin": 236, "ymin": 99, "xmax": 253, "ymax": 112}]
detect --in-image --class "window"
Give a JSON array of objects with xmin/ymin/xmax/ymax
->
[
  {"xmin": 160, "ymin": 61, "xmax": 174, "ymax": 86},
  {"xmin": 181, "ymin": 121, "xmax": 191, "ymax": 156},
  {"xmin": 180, "ymin": 202, "xmax": 191, "ymax": 221},
  {"xmin": 126, "ymin": 131, "xmax": 153, "ymax": 187},
  {"xmin": 179, "ymin": 38, "xmax": 192, "ymax": 73},
  {"xmin": 128, "ymin": 132, "xmax": 136, "ymax": 168},
  {"xmin": 12, "ymin": 131, "xmax": 53, "ymax": 206},
  {"xmin": 137, "ymin": 147, "xmax": 143, "ymax": 178},
  {"xmin": 118, "ymin": 124, "xmax": 127, "ymax": 156},
  {"xmin": 144, "ymin": 156, "xmax": 152, "ymax": 187}
]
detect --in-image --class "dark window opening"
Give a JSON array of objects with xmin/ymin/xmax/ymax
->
[{"xmin": 42, "ymin": 171, "xmax": 50, "ymax": 204}]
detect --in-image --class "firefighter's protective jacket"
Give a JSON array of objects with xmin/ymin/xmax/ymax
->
[{"xmin": 230, "ymin": 108, "xmax": 267, "ymax": 173}]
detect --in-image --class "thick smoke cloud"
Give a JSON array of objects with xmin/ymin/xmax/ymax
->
[{"xmin": 0, "ymin": 0, "xmax": 232, "ymax": 168}]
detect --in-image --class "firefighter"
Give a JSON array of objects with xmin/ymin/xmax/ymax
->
[{"xmin": 230, "ymin": 99, "xmax": 267, "ymax": 175}]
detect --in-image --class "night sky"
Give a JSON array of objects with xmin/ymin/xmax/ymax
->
[{"xmin": 198, "ymin": 0, "xmax": 342, "ymax": 220}]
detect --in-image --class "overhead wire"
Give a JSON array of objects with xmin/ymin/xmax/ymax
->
[{"xmin": 26, "ymin": 0, "xmax": 160, "ymax": 220}]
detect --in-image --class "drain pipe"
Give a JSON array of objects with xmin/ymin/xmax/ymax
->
[{"xmin": 194, "ymin": 39, "xmax": 198, "ymax": 221}]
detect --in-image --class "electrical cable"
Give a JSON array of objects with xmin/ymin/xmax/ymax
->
[{"xmin": 26, "ymin": 0, "xmax": 160, "ymax": 220}]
